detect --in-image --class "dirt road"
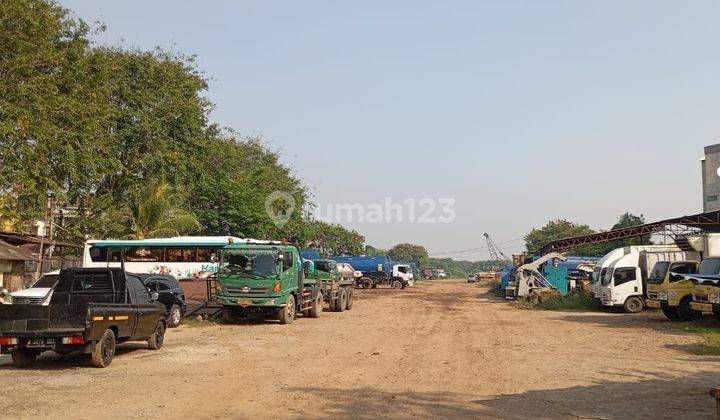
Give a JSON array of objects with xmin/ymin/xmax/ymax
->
[{"xmin": 1, "ymin": 280, "xmax": 718, "ymax": 419}]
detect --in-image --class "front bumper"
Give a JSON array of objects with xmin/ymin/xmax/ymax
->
[
  {"xmin": 690, "ymin": 302, "xmax": 716, "ymax": 313},
  {"xmin": 645, "ymin": 299, "xmax": 665, "ymax": 309},
  {"xmin": 216, "ymin": 294, "xmax": 285, "ymax": 307}
]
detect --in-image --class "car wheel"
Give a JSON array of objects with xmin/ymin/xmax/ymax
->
[
  {"xmin": 92, "ymin": 329, "xmax": 116, "ymax": 368},
  {"xmin": 11, "ymin": 348, "xmax": 38, "ymax": 368},
  {"xmin": 168, "ymin": 304, "xmax": 183, "ymax": 328},
  {"xmin": 148, "ymin": 321, "xmax": 166, "ymax": 350}
]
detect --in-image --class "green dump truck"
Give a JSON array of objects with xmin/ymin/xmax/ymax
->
[
  {"xmin": 306, "ymin": 259, "xmax": 355, "ymax": 312},
  {"xmin": 216, "ymin": 242, "xmax": 323, "ymax": 324}
]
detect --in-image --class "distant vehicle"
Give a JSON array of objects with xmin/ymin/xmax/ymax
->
[
  {"xmin": 139, "ymin": 274, "xmax": 186, "ymax": 328},
  {"xmin": 0, "ymin": 268, "xmax": 166, "ymax": 368},
  {"xmin": 434, "ymin": 269, "xmax": 447, "ymax": 279},
  {"xmin": 83, "ymin": 236, "xmax": 246, "ymax": 280},
  {"xmin": 422, "ymin": 269, "xmax": 434, "ymax": 280},
  {"xmin": 331, "ymin": 256, "xmax": 413, "ymax": 289},
  {"xmin": 305, "ymin": 259, "xmax": 355, "ymax": 312},
  {"xmin": 8, "ymin": 270, "xmax": 60, "ymax": 306},
  {"xmin": 467, "ymin": 274, "xmax": 478, "ymax": 283}
]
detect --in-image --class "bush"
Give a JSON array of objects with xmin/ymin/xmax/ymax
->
[
  {"xmin": 487, "ymin": 280, "xmax": 504, "ymax": 297},
  {"xmin": 537, "ymin": 290, "xmax": 603, "ymax": 311}
]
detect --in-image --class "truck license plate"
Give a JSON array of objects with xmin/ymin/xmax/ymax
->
[
  {"xmin": 690, "ymin": 302, "xmax": 714, "ymax": 313},
  {"xmin": 27, "ymin": 339, "xmax": 52, "ymax": 348},
  {"xmin": 646, "ymin": 300, "xmax": 662, "ymax": 309},
  {"xmin": 237, "ymin": 299, "xmax": 252, "ymax": 306}
]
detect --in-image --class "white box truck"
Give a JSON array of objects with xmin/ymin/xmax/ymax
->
[{"xmin": 597, "ymin": 245, "xmax": 698, "ymax": 313}]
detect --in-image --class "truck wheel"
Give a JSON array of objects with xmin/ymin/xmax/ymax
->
[
  {"xmin": 361, "ymin": 278, "xmax": 373, "ymax": 289},
  {"xmin": 222, "ymin": 306, "xmax": 240, "ymax": 324},
  {"xmin": 677, "ymin": 297, "xmax": 700, "ymax": 321},
  {"xmin": 168, "ymin": 304, "xmax": 183, "ymax": 328},
  {"xmin": 92, "ymin": 329, "xmax": 116, "ymax": 368},
  {"xmin": 336, "ymin": 288, "xmax": 347, "ymax": 312},
  {"xmin": 661, "ymin": 305, "xmax": 680, "ymax": 321},
  {"xmin": 623, "ymin": 296, "xmax": 644, "ymax": 314},
  {"xmin": 278, "ymin": 295, "xmax": 296, "ymax": 324},
  {"xmin": 11, "ymin": 348, "xmax": 38, "ymax": 368},
  {"xmin": 345, "ymin": 287, "xmax": 354, "ymax": 310},
  {"xmin": 391, "ymin": 280, "xmax": 403, "ymax": 289},
  {"xmin": 148, "ymin": 321, "xmax": 166, "ymax": 350},
  {"xmin": 309, "ymin": 294, "xmax": 323, "ymax": 318}
]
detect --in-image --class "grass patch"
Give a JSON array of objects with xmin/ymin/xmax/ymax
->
[
  {"xmin": 678, "ymin": 322, "xmax": 720, "ymax": 355},
  {"xmin": 182, "ymin": 315, "xmax": 223, "ymax": 328},
  {"xmin": 537, "ymin": 291, "xmax": 604, "ymax": 311}
]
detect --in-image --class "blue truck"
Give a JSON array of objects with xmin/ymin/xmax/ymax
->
[{"xmin": 331, "ymin": 256, "xmax": 414, "ymax": 289}]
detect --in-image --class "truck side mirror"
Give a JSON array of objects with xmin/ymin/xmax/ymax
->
[{"xmin": 150, "ymin": 292, "xmax": 159, "ymax": 301}]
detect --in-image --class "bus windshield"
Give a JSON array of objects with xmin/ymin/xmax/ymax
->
[{"xmin": 220, "ymin": 250, "xmax": 277, "ymax": 277}]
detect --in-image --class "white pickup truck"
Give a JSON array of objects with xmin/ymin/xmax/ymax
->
[{"xmin": 6, "ymin": 271, "xmax": 60, "ymax": 306}]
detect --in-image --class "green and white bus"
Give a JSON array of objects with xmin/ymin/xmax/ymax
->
[{"xmin": 83, "ymin": 236, "xmax": 246, "ymax": 280}]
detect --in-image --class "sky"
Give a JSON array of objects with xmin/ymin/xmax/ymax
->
[{"xmin": 62, "ymin": 0, "xmax": 720, "ymax": 260}]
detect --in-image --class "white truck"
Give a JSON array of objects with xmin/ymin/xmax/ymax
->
[
  {"xmin": 598, "ymin": 245, "xmax": 698, "ymax": 313},
  {"xmin": 5, "ymin": 271, "xmax": 60, "ymax": 306}
]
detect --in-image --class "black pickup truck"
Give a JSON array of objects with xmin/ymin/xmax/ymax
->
[{"xmin": 0, "ymin": 268, "xmax": 167, "ymax": 368}]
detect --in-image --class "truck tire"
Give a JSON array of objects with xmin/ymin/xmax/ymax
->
[
  {"xmin": 309, "ymin": 294, "xmax": 323, "ymax": 318},
  {"xmin": 623, "ymin": 296, "xmax": 644, "ymax": 314},
  {"xmin": 278, "ymin": 295, "xmax": 296, "ymax": 324},
  {"xmin": 11, "ymin": 348, "xmax": 38, "ymax": 368},
  {"xmin": 661, "ymin": 305, "xmax": 680, "ymax": 321},
  {"xmin": 92, "ymin": 329, "xmax": 116, "ymax": 368},
  {"xmin": 148, "ymin": 321, "xmax": 166, "ymax": 350},
  {"xmin": 345, "ymin": 287, "xmax": 354, "ymax": 310},
  {"xmin": 168, "ymin": 304, "xmax": 183, "ymax": 328},
  {"xmin": 361, "ymin": 278, "xmax": 373, "ymax": 289},
  {"xmin": 391, "ymin": 280, "xmax": 403, "ymax": 289},
  {"xmin": 336, "ymin": 288, "xmax": 347, "ymax": 313},
  {"xmin": 222, "ymin": 306, "xmax": 241, "ymax": 324},
  {"xmin": 677, "ymin": 297, "xmax": 700, "ymax": 321}
]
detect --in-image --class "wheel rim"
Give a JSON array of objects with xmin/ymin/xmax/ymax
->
[
  {"xmin": 286, "ymin": 300, "xmax": 294, "ymax": 320},
  {"xmin": 102, "ymin": 336, "xmax": 112, "ymax": 362},
  {"xmin": 155, "ymin": 323, "xmax": 165, "ymax": 345},
  {"xmin": 172, "ymin": 308, "xmax": 181, "ymax": 325}
]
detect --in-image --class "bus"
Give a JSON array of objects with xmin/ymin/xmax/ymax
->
[{"xmin": 83, "ymin": 236, "xmax": 247, "ymax": 280}]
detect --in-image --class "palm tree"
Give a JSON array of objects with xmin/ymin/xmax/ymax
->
[{"xmin": 122, "ymin": 179, "xmax": 201, "ymax": 240}]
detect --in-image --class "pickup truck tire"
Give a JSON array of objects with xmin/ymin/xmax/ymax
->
[
  {"xmin": 168, "ymin": 304, "xmax": 182, "ymax": 328},
  {"xmin": 11, "ymin": 348, "xmax": 38, "ymax": 368},
  {"xmin": 623, "ymin": 296, "xmax": 644, "ymax": 314},
  {"xmin": 391, "ymin": 280, "xmax": 403, "ymax": 289},
  {"xmin": 148, "ymin": 321, "xmax": 166, "ymax": 350},
  {"xmin": 677, "ymin": 297, "xmax": 700, "ymax": 321},
  {"xmin": 92, "ymin": 329, "xmax": 116, "ymax": 368},
  {"xmin": 345, "ymin": 287, "xmax": 354, "ymax": 310},
  {"xmin": 336, "ymin": 288, "xmax": 347, "ymax": 313},
  {"xmin": 278, "ymin": 295, "xmax": 296, "ymax": 324},
  {"xmin": 309, "ymin": 294, "xmax": 323, "ymax": 318}
]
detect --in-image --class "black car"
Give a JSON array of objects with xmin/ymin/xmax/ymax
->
[{"xmin": 138, "ymin": 274, "xmax": 186, "ymax": 328}]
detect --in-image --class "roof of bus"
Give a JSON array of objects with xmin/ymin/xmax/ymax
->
[{"xmin": 88, "ymin": 236, "xmax": 250, "ymax": 247}]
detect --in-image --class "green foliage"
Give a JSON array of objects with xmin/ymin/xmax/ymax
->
[
  {"xmin": 388, "ymin": 243, "xmax": 429, "ymax": 267},
  {"xmin": 298, "ymin": 220, "xmax": 364, "ymax": 256},
  {"xmin": 364, "ymin": 245, "xmax": 387, "ymax": 257},
  {"xmin": 537, "ymin": 291, "xmax": 604, "ymax": 310}
]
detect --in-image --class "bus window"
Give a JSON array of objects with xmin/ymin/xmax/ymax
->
[
  {"xmin": 166, "ymin": 248, "xmax": 196, "ymax": 262},
  {"xmin": 197, "ymin": 248, "xmax": 218, "ymax": 262},
  {"xmin": 126, "ymin": 247, "xmax": 164, "ymax": 262}
]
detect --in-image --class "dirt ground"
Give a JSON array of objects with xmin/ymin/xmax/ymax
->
[{"xmin": 1, "ymin": 280, "xmax": 718, "ymax": 419}]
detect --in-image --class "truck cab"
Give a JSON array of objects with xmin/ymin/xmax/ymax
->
[
  {"xmin": 688, "ymin": 257, "xmax": 720, "ymax": 319},
  {"xmin": 216, "ymin": 243, "xmax": 323, "ymax": 324},
  {"xmin": 394, "ymin": 264, "xmax": 414, "ymax": 287},
  {"xmin": 645, "ymin": 261, "xmax": 699, "ymax": 320}
]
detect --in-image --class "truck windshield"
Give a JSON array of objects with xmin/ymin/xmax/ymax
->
[
  {"xmin": 220, "ymin": 251, "xmax": 277, "ymax": 277},
  {"xmin": 698, "ymin": 258, "xmax": 720, "ymax": 275},
  {"xmin": 592, "ymin": 267, "xmax": 601, "ymax": 283},
  {"xmin": 600, "ymin": 268, "xmax": 613, "ymax": 285},
  {"xmin": 647, "ymin": 262, "xmax": 671, "ymax": 285}
]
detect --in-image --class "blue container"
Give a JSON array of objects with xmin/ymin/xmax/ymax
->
[
  {"xmin": 300, "ymin": 249, "xmax": 321, "ymax": 260},
  {"xmin": 331, "ymin": 256, "xmax": 393, "ymax": 276}
]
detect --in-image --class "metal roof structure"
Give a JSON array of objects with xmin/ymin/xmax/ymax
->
[{"xmin": 538, "ymin": 209, "xmax": 720, "ymax": 255}]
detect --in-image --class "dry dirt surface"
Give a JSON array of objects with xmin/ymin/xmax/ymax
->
[{"xmin": 1, "ymin": 280, "xmax": 719, "ymax": 419}]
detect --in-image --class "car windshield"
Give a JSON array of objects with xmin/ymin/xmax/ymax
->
[
  {"xmin": 601, "ymin": 268, "xmax": 613, "ymax": 285},
  {"xmin": 32, "ymin": 274, "xmax": 59, "ymax": 288},
  {"xmin": 699, "ymin": 258, "xmax": 720, "ymax": 276},
  {"xmin": 647, "ymin": 262, "xmax": 670, "ymax": 284},
  {"xmin": 220, "ymin": 250, "xmax": 277, "ymax": 277}
]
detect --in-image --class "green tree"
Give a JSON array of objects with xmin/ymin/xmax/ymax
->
[
  {"xmin": 388, "ymin": 243, "xmax": 430, "ymax": 267},
  {"xmin": 296, "ymin": 220, "xmax": 364, "ymax": 256},
  {"xmin": 524, "ymin": 219, "xmax": 605, "ymax": 256},
  {"xmin": 597, "ymin": 212, "xmax": 652, "ymax": 254}
]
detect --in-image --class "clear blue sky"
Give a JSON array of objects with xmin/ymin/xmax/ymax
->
[{"xmin": 63, "ymin": 0, "xmax": 720, "ymax": 260}]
